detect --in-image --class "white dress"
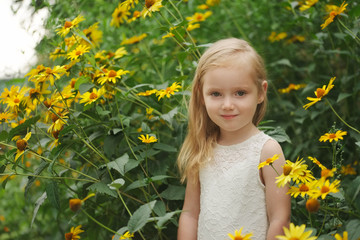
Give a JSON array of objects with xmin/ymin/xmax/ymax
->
[{"xmin": 197, "ymin": 131, "xmax": 272, "ymax": 240}]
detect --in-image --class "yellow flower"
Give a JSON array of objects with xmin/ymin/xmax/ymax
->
[
  {"xmin": 127, "ymin": 10, "xmax": 141, "ymax": 23},
  {"xmin": 288, "ymin": 182, "xmax": 315, "ymax": 198},
  {"xmin": 138, "ymin": 134, "xmax": 158, "ymax": 144},
  {"xmin": 15, "ymin": 132, "xmax": 31, "ymax": 161},
  {"xmin": 67, "ymin": 45, "xmax": 91, "ymax": 61},
  {"xmin": 121, "ymin": 33, "xmax": 148, "ymax": 45},
  {"xmin": 321, "ymin": 1, "xmax": 348, "ymax": 30},
  {"xmin": 65, "ymin": 225, "xmax": 84, "ymax": 240},
  {"xmin": 320, "ymin": 168, "xmax": 336, "ymax": 180},
  {"xmin": 156, "ymin": 82, "xmax": 182, "ymax": 101},
  {"xmin": 82, "ymin": 22, "xmax": 103, "ymax": 46},
  {"xmin": 79, "ymin": 87, "xmax": 106, "ymax": 106},
  {"xmin": 228, "ymin": 227, "xmax": 253, "ymax": 240},
  {"xmin": 137, "ymin": 89, "xmax": 158, "ymax": 96},
  {"xmin": 141, "ymin": 0, "xmax": 163, "ymax": 18},
  {"xmin": 206, "ymin": 0, "xmax": 220, "ymax": 6},
  {"xmin": 56, "ymin": 15, "xmax": 85, "ymax": 37},
  {"xmin": 334, "ymin": 231, "xmax": 348, "ymax": 240},
  {"xmin": 286, "ymin": 35, "xmax": 306, "ymax": 44},
  {"xmin": 306, "ymin": 198, "xmax": 320, "ymax": 213},
  {"xmin": 97, "ymin": 69, "xmax": 130, "ymax": 85},
  {"xmin": 0, "ymin": 111, "xmax": 13, "ymax": 123},
  {"xmin": 187, "ymin": 23, "xmax": 200, "ymax": 31},
  {"xmin": 276, "ymin": 158, "xmax": 311, "ymax": 187},
  {"xmin": 340, "ymin": 164, "xmax": 356, "ymax": 175},
  {"xmin": 268, "ymin": 32, "xmax": 288, "ymax": 42},
  {"xmin": 258, "ymin": 154, "xmax": 279, "ymax": 169},
  {"xmin": 313, "ymin": 179, "xmax": 340, "ymax": 199},
  {"xmin": 48, "ymin": 110, "xmax": 69, "ymax": 133},
  {"xmin": 69, "ymin": 193, "xmax": 95, "ymax": 212},
  {"xmin": 186, "ymin": 11, "xmax": 212, "ymax": 24},
  {"xmin": 299, "ymin": 0, "xmax": 318, "ymax": 11},
  {"xmin": 197, "ymin": 4, "xmax": 209, "ymax": 10},
  {"xmin": 114, "ymin": 47, "xmax": 128, "ymax": 59},
  {"xmin": 276, "ymin": 223, "xmax": 317, "ymax": 240},
  {"xmin": 110, "ymin": 3, "xmax": 131, "ymax": 27},
  {"xmin": 120, "ymin": 231, "xmax": 134, "ymax": 239},
  {"xmin": 308, "ymin": 156, "xmax": 327, "ymax": 170},
  {"xmin": 121, "ymin": 0, "xmax": 139, "ymax": 10},
  {"xmin": 303, "ymin": 77, "xmax": 335, "ymax": 109},
  {"xmin": 319, "ymin": 130, "xmax": 347, "ymax": 142}
]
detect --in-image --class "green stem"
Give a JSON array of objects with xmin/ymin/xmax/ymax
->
[
  {"xmin": 325, "ymin": 99, "xmax": 360, "ymax": 135},
  {"xmin": 0, "ymin": 173, "xmax": 96, "ymax": 183},
  {"xmin": 338, "ymin": 19, "xmax": 360, "ymax": 44},
  {"xmin": 81, "ymin": 209, "xmax": 119, "ymax": 235}
]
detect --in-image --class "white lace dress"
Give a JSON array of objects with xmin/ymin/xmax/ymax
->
[{"xmin": 197, "ymin": 131, "xmax": 272, "ymax": 240}]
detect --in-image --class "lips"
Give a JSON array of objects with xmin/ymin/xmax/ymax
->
[{"xmin": 221, "ymin": 114, "xmax": 238, "ymax": 120}]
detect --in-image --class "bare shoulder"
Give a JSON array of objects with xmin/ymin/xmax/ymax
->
[{"xmin": 260, "ymin": 138, "xmax": 284, "ymax": 161}]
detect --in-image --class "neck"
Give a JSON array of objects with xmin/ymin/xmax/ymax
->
[{"xmin": 218, "ymin": 124, "xmax": 259, "ymax": 146}]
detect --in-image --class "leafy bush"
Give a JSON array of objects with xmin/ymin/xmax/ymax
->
[{"xmin": 0, "ymin": 0, "xmax": 359, "ymax": 239}]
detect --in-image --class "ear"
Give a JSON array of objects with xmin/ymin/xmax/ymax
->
[{"xmin": 258, "ymin": 80, "xmax": 268, "ymax": 104}]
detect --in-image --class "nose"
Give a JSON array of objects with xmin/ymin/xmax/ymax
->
[{"xmin": 222, "ymin": 96, "xmax": 234, "ymax": 110}]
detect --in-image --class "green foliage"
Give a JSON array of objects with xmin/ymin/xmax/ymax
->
[{"xmin": 0, "ymin": 0, "xmax": 359, "ymax": 239}]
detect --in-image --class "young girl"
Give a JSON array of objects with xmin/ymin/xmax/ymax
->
[{"xmin": 177, "ymin": 38, "xmax": 290, "ymax": 240}]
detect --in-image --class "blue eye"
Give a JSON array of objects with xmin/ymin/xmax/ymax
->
[
  {"xmin": 236, "ymin": 91, "xmax": 245, "ymax": 96},
  {"xmin": 211, "ymin": 92, "xmax": 221, "ymax": 97}
]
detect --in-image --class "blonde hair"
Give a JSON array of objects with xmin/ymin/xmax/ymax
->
[{"xmin": 177, "ymin": 38, "xmax": 268, "ymax": 182}]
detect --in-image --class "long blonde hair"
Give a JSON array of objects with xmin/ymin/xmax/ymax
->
[{"xmin": 177, "ymin": 38, "xmax": 268, "ymax": 182}]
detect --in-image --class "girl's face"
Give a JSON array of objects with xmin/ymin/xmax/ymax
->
[{"xmin": 202, "ymin": 64, "xmax": 267, "ymax": 143}]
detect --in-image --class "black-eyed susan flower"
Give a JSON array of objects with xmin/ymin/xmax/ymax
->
[
  {"xmin": 276, "ymin": 158, "xmax": 311, "ymax": 187},
  {"xmin": 67, "ymin": 45, "xmax": 91, "ymax": 61},
  {"xmin": 340, "ymin": 164, "xmax": 356, "ymax": 175},
  {"xmin": 141, "ymin": 0, "xmax": 163, "ymax": 18},
  {"xmin": 121, "ymin": 231, "xmax": 134, "ymax": 239},
  {"xmin": 137, "ymin": 89, "xmax": 158, "ymax": 96},
  {"xmin": 258, "ymin": 154, "xmax": 279, "ymax": 169},
  {"xmin": 156, "ymin": 82, "xmax": 182, "ymax": 101},
  {"xmin": 187, "ymin": 23, "xmax": 200, "ymax": 31},
  {"xmin": 227, "ymin": 227, "xmax": 252, "ymax": 240},
  {"xmin": 56, "ymin": 15, "xmax": 85, "ymax": 37},
  {"xmin": 121, "ymin": 33, "xmax": 148, "ymax": 45},
  {"xmin": 48, "ymin": 110, "xmax": 69, "ymax": 133},
  {"xmin": 334, "ymin": 231, "xmax": 348, "ymax": 240},
  {"xmin": 303, "ymin": 77, "xmax": 335, "ymax": 110},
  {"xmin": 268, "ymin": 32, "xmax": 288, "ymax": 43},
  {"xmin": 276, "ymin": 223, "xmax": 317, "ymax": 240},
  {"xmin": 299, "ymin": 0, "xmax": 318, "ymax": 11},
  {"xmin": 97, "ymin": 69, "xmax": 130, "ymax": 85},
  {"xmin": 186, "ymin": 11, "xmax": 212, "ymax": 24},
  {"xmin": 319, "ymin": 130, "xmax": 347, "ymax": 142},
  {"xmin": 69, "ymin": 193, "xmax": 95, "ymax": 212},
  {"xmin": 110, "ymin": 3, "xmax": 131, "ymax": 27},
  {"xmin": 306, "ymin": 198, "xmax": 320, "ymax": 213},
  {"xmin": 65, "ymin": 225, "xmax": 84, "ymax": 240},
  {"xmin": 313, "ymin": 179, "xmax": 340, "ymax": 199},
  {"xmin": 34, "ymin": 65, "xmax": 67, "ymax": 86},
  {"xmin": 138, "ymin": 134, "xmax": 158, "ymax": 144},
  {"xmin": 15, "ymin": 132, "xmax": 31, "ymax": 161},
  {"xmin": 308, "ymin": 156, "xmax": 327, "ymax": 170},
  {"xmin": 0, "ymin": 111, "xmax": 13, "ymax": 123},
  {"xmin": 82, "ymin": 22, "xmax": 103, "ymax": 46},
  {"xmin": 288, "ymin": 182, "xmax": 316, "ymax": 198},
  {"xmin": 127, "ymin": 10, "xmax": 141, "ymax": 23},
  {"xmin": 206, "ymin": 0, "xmax": 220, "ymax": 6},
  {"xmin": 321, "ymin": 1, "xmax": 348, "ymax": 30},
  {"xmin": 320, "ymin": 168, "xmax": 336, "ymax": 180},
  {"xmin": 79, "ymin": 87, "xmax": 106, "ymax": 106},
  {"xmin": 114, "ymin": 47, "xmax": 128, "ymax": 59},
  {"xmin": 278, "ymin": 83, "xmax": 306, "ymax": 94}
]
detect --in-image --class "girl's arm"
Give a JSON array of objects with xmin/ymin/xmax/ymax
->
[
  {"xmin": 177, "ymin": 174, "xmax": 200, "ymax": 240},
  {"xmin": 261, "ymin": 139, "xmax": 291, "ymax": 240}
]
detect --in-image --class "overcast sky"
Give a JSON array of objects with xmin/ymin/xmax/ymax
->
[{"xmin": 0, "ymin": 0, "xmax": 48, "ymax": 80}]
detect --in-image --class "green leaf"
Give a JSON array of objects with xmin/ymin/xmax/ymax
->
[
  {"xmin": 31, "ymin": 192, "xmax": 47, "ymax": 228},
  {"xmin": 74, "ymin": 76, "xmax": 90, "ymax": 90},
  {"xmin": 87, "ymin": 182, "xmax": 117, "ymax": 198},
  {"xmin": 160, "ymin": 185, "xmax": 185, "ymax": 200},
  {"xmin": 108, "ymin": 178, "xmax": 125, "ymax": 190},
  {"xmin": 103, "ymin": 154, "xmax": 129, "ymax": 176},
  {"xmin": 79, "ymin": 83, "xmax": 95, "ymax": 95},
  {"xmin": 265, "ymin": 127, "xmax": 291, "ymax": 143},
  {"xmin": 153, "ymin": 142, "xmax": 177, "ymax": 152},
  {"xmin": 25, "ymin": 161, "xmax": 49, "ymax": 198},
  {"xmin": 45, "ymin": 181, "xmax": 60, "ymax": 210},
  {"xmin": 149, "ymin": 210, "xmax": 181, "ymax": 229},
  {"xmin": 0, "ymin": 130, "xmax": 8, "ymax": 142},
  {"xmin": 127, "ymin": 200, "xmax": 156, "ymax": 233},
  {"xmin": 337, "ymin": 93, "xmax": 352, "ymax": 103},
  {"xmin": 161, "ymin": 107, "xmax": 178, "ymax": 125},
  {"xmin": 269, "ymin": 59, "xmax": 292, "ymax": 67},
  {"xmin": 8, "ymin": 115, "xmax": 41, "ymax": 141},
  {"xmin": 346, "ymin": 219, "xmax": 360, "ymax": 240},
  {"xmin": 125, "ymin": 179, "xmax": 147, "ymax": 192}
]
